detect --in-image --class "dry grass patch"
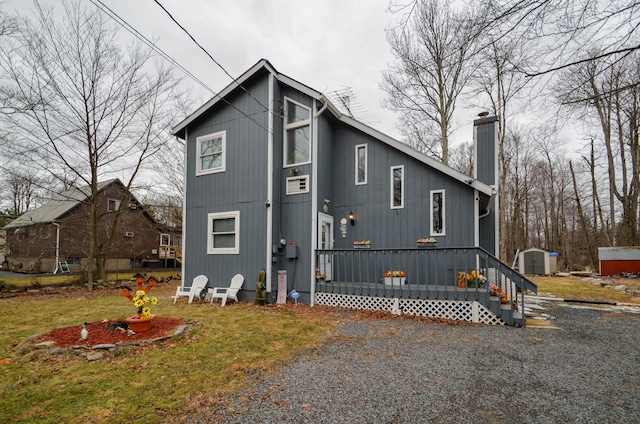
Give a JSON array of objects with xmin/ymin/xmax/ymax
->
[
  {"xmin": 530, "ymin": 275, "xmax": 640, "ymax": 304},
  {"xmin": 0, "ymin": 282, "xmax": 338, "ymax": 424}
]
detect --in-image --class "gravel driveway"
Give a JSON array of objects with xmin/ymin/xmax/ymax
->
[{"xmin": 188, "ymin": 302, "xmax": 640, "ymax": 424}]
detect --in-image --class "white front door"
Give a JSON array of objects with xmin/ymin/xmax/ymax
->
[{"xmin": 317, "ymin": 213, "xmax": 334, "ymax": 281}]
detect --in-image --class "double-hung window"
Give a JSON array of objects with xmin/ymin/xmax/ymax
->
[
  {"xmin": 355, "ymin": 144, "xmax": 367, "ymax": 185},
  {"xmin": 207, "ymin": 211, "xmax": 240, "ymax": 254},
  {"xmin": 284, "ymin": 98, "xmax": 311, "ymax": 166},
  {"xmin": 197, "ymin": 131, "xmax": 226, "ymax": 176},
  {"xmin": 430, "ymin": 190, "xmax": 445, "ymax": 236}
]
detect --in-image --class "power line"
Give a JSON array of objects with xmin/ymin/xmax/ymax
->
[
  {"xmin": 89, "ymin": 0, "xmax": 272, "ymax": 134},
  {"xmin": 152, "ymin": 0, "xmax": 273, "ymax": 115},
  {"xmin": 89, "ymin": 0, "xmax": 213, "ymax": 94}
]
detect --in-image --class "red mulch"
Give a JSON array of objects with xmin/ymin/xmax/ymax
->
[{"xmin": 37, "ymin": 317, "xmax": 183, "ymax": 348}]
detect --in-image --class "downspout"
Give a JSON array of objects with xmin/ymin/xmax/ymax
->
[
  {"xmin": 310, "ymin": 98, "xmax": 329, "ymax": 306},
  {"xmin": 479, "ymin": 191, "xmax": 496, "ymax": 219},
  {"xmin": 52, "ymin": 222, "xmax": 60, "ymax": 274},
  {"xmin": 266, "ymin": 73, "xmax": 274, "ymax": 293},
  {"xmin": 180, "ymin": 128, "xmax": 188, "ymax": 285}
]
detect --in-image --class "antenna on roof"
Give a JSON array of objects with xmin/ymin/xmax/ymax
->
[{"xmin": 326, "ymin": 87, "xmax": 367, "ymax": 120}]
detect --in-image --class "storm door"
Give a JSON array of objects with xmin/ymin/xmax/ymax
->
[{"xmin": 318, "ymin": 213, "xmax": 334, "ymax": 281}]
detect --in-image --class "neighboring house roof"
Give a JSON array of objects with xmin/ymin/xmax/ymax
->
[
  {"xmin": 4, "ymin": 179, "xmax": 132, "ymax": 230},
  {"xmin": 171, "ymin": 58, "xmax": 494, "ymax": 196}
]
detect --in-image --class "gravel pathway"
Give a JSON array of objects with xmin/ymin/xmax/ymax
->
[{"xmin": 188, "ymin": 303, "xmax": 640, "ymax": 423}]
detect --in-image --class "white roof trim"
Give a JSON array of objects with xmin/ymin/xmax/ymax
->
[{"xmin": 171, "ymin": 59, "xmax": 494, "ymax": 196}]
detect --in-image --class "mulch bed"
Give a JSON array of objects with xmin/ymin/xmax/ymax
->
[{"xmin": 37, "ymin": 316, "xmax": 183, "ymax": 348}]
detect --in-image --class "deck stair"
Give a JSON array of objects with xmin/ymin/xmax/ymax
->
[{"xmin": 158, "ymin": 245, "xmax": 182, "ymax": 265}]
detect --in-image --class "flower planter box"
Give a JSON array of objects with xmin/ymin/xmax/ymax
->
[{"xmin": 384, "ymin": 277, "xmax": 406, "ymax": 286}]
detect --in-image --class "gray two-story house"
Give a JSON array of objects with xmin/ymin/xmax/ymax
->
[{"xmin": 172, "ymin": 59, "xmax": 535, "ymax": 326}]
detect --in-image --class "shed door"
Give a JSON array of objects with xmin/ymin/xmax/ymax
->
[
  {"xmin": 318, "ymin": 213, "xmax": 334, "ymax": 280},
  {"xmin": 525, "ymin": 251, "xmax": 546, "ymax": 275}
]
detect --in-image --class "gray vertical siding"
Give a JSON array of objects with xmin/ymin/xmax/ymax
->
[
  {"xmin": 268, "ymin": 84, "xmax": 315, "ymax": 302},
  {"xmin": 320, "ymin": 126, "xmax": 476, "ymax": 251},
  {"xmin": 184, "ymin": 72, "xmax": 271, "ymax": 295},
  {"xmin": 475, "ymin": 116, "xmax": 498, "ymax": 255},
  {"xmin": 182, "ymin": 67, "xmax": 496, "ymax": 302}
]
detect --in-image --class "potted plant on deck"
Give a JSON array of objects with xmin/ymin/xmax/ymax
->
[{"xmin": 384, "ymin": 270, "xmax": 406, "ymax": 286}]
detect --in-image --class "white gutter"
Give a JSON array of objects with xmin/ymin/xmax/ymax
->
[
  {"xmin": 52, "ymin": 222, "xmax": 60, "ymax": 274},
  {"xmin": 266, "ymin": 73, "xmax": 274, "ymax": 293},
  {"xmin": 310, "ymin": 100, "xmax": 319, "ymax": 307},
  {"xmin": 479, "ymin": 191, "xmax": 496, "ymax": 219}
]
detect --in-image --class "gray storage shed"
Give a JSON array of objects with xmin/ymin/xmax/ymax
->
[{"xmin": 518, "ymin": 248, "xmax": 557, "ymax": 276}]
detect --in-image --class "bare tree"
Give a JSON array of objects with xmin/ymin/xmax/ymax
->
[
  {"xmin": 469, "ymin": 29, "xmax": 531, "ymax": 260},
  {"xmin": 555, "ymin": 50, "xmax": 640, "ymax": 246},
  {"xmin": 1, "ymin": 167, "xmax": 44, "ymax": 218},
  {"xmin": 0, "ymin": 2, "xmax": 17, "ymax": 37},
  {"xmin": 0, "ymin": 0, "xmax": 183, "ymax": 286},
  {"xmin": 478, "ymin": 0, "xmax": 640, "ymax": 77},
  {"xmin": 382, "ymin": 0, "xmax": 477, "ymax": 164}
]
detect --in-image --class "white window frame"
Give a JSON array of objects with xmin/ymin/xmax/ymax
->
[
  {"xmin": 107, "ymin": 199, "xmax": 121, "ymax": 212},
  {"xmin": 355, "ymin": 144, "xmax": 368, "ymax": 185},
  {"xmin": 207, "ymin": 211, "xmax": 240, "ymax": 254},
  {"xmin": 286, "ymin": 175, "xmax": 310, "ymax": 195},
  {"xmin": 196, "ymin": 131, "xmax": 226, "ymax": 176},
  {"xmin": 430, "ymin": 189, "xmax": 446, "ymax": 236},
  {"xmin": 283, "ymin": 97, "xmax": 311, "ymax": 167},
  {"xmin": 390, "ymin": 165, "xmax": 404, "ymax": 209}
]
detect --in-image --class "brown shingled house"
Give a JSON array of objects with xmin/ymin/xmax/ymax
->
[{"xmin": 3, "ymin": 179, "xmax": 181, "ymax": 274}]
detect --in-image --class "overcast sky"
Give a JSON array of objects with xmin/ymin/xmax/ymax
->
[{"xmin": 4, "ymin": 0, "xmax": 487, "ymax": 144}]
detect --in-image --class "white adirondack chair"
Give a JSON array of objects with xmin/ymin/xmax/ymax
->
[
  {"xmin": 172, "ymin": 275, "xmax": 208, "ymax": 304},
  {"xmin": 209, "ymin": 274, "xmax": 244, "ymax": 306}
]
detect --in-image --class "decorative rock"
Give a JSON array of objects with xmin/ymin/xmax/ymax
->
[
  {"xmin": 20, "ymin": 345, "xmax": 34, "ymax": 355},
  {"xmin": 86, "ymin": 352, "xmax": 104, "ymax": 361},
  {"xmin": 71, "ymin": 345, "xmax": 91, "ymax": 350},
  {"xmin": 614, "ymin": 285, "xmax": 628, "ymax": 291},
  {"xmin": 173, "ymin": 325, "xmax": 188, "ymax": 337},
  {"xmin": 48, "ymin": 347, "xmax": 65, "ymax": 355},
  {"xmin": 34, "ymin": 341, "xmax": 57, "ymax": 349},
  {"xmin": 91, "ymin": 343, "xmax": 117, "ymax": 350}
]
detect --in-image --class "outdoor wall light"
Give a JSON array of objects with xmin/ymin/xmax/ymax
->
[{"xmin": 348, "ymin": 211, "xmax": 356, "ymax": 225}]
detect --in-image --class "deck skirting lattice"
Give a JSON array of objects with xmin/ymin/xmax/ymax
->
[{"xmin": 314, "ymin": 293, "xmax": 505, "ymax": 325}]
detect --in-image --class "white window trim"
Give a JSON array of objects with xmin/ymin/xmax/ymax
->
[
  {"xmin": 430, "ymin": 189, "xmax": 446, "ymax": 236},
  {"xmin": 355, "ymin": 144, "xmax": 367, "ymax": 185},
  {"xmin": 390, "ymin": 165, "xmax": 404, "ymax": 209},
  {"xmin": 286, "ymin": 175, "xmax": 310, "ymax": 195},
  {"xmin": 207, "ymin": 210, "xmax": 240, "ymax": 254},
  {"xmin": 283, "ymin": 97, "xmax": 311, "ymax": 167},
  {"xmin": 196, "ymin": 131, "xmax": 226, "ymax": 176}
]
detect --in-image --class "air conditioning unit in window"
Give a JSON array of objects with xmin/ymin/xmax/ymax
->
[
  {"xmin": 125, "ymin": 231, "xmax": 134, "ymax": 238},
  {"xmin": 286, "ymin": 175, "xmax": 309, "ymax": 195},
  {"xmin": 129, "ymin": 203, "xmax": 137, "ymax": 209}
]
